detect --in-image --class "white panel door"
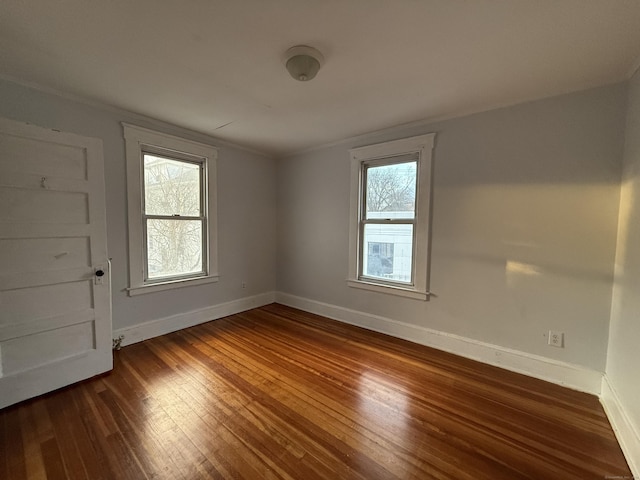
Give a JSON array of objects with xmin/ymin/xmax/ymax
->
[{"xmin": 0, "ymin": 117, "xmax": 112, "ymax": 409}]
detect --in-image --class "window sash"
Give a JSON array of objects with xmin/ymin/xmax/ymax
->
[
  {"xmin": 142, "ymin": 217, "xmax": 208, "ymax": 283},
  {"xmin": 141, "ymin": 151, "xmax": 208, "ymax": 284},
  {"xmin": 358, "ymin": 219, "xmax": 417, "ymax": 286},
  {"xmin": 358, "ymin": 157, "xmax": 419, "ymax": 287},
  {"xmin": 141, "ymin": 150, "xmax": 206, "ymax": 215},
  {"xmin": 362, "ymin": 155, "xmax": 418, "ymax": 222}
]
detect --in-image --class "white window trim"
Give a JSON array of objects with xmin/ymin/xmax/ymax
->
[
  {"xmin": 348, "ymin": 133, "xmax": 435, "ymax": 300},
  {"xmin": 123, "ymin": 123, "xmax": 219, "ymax": 296}
]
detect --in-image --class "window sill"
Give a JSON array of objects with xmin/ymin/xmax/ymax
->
[
  {"xmin": 127, "ymin": 275, "xmax": 219, "ymax": 296},
  {"xmin": 346, "ymin": 279, "xmax": 430, "ymax": 301}
]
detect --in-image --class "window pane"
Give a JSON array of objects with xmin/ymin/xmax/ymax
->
[
  {"xmin": 362, "ymin": 223, "xmax": 413, "ymax": 283},
  {"xmin": 144, "ymin": 154, "xmax": 201, "ymax": 216},
  {"xmin": 366, "ymin": 161, "xmax": 416, "ymax": 219},
  {"xmin": 146, "ymin": 219, "xmax": 203, "ymax": 279}
]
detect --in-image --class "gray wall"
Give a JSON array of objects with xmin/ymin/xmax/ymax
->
[
  {"xmin": 0, "ymin": 77, "xmax": 630, "ymax": 375},
  {"xmin": 608, "ymin": 69, "xmax": 640, "ymax": 438},
  {"xmin": 277, "ymin": 84, "xmax": 627, "ymax": 371},
  {"xmin": 0, "ymin": 79, "xmax": 277, "ymax": 331}
]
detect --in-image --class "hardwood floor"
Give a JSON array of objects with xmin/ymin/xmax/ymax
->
[{"xmin": 0, "ymin": 304, "xmax": 631, "ymax": 479}]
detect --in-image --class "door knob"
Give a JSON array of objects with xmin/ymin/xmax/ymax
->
[{"xmin": 95, "ymin": 269, "xmax": 105, "ymax": 277}]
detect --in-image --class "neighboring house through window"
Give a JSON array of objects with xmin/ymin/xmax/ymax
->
[
  {"xmin": 366, "ymin": 242, "xmax": 394, "ymax": 278},
  {"xmin": 348, "ymin": 133, "xmax": 435, "ymax": 300},
  {"xmin": 123, "ymin": 124, "xmax": 219, "ymax": 295}
]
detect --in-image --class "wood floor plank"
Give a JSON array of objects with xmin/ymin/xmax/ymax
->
[
  {"xmin": 0, "ymin": 408, "xmax": 8, "ymax": 479},
  {"xmin": 3, "ymin": 404, "xmax": 28, "ymax": 479},
  {"xmin": 40, "ymin": 438, "xmax": 67, "ymax": 479},
  {"xmin": 70, "ymin": 388, "xmax": 122, "ymax": 480},
  {"xmin": 148, "ymin": 335, "xmax": 337, "ymax": 480},
  {"xmin": 46, "ymin": 392, "xmax": 92, "ymax": 480},
  {"xmin": 20, "ymin": 403, "xmax": 49, "ymax": 479},
  {"xmin": 169, "ymin": 328, "xmax": 399, "ymax": 479},
  {"xmin": 0, "ymin": 303, "xmax": 632, "ymax": 479}
]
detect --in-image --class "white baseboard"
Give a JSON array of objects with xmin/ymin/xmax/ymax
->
[
  {"xmin": 601, "ymin": 375, "xmax": 640, "ymax": 477},
  {"xmin": 275, "ymin": 292, "xmax": 603, "ymax": 395},
  {"xmin": 113, "ymin": 292, "xmax": 276, "ymax": 347}
]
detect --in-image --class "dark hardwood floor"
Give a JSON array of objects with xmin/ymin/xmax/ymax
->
[{"xmin": 0, "ymin": 303, "xmax": 631, "ymax": 479}]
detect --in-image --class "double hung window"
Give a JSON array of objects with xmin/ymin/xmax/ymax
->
[
  {"xmin": 123, "ymin": 124, "xmax": 218, "ymax": 295},
  {"xmin": 142, "ymin": 150, "xmax": 206, "ymax": 282},
  {"xmin": 348, "ymin": 134, "xmax": 435, "ymax": 300}
]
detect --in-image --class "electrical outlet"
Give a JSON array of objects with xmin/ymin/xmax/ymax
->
[
  {"xmin": 241, "ymin": 281, "xmax": 246, "ymax": 289},
  {"xmin": 548, "ymin": 330, "xmax": 564, "ymax": 348}
]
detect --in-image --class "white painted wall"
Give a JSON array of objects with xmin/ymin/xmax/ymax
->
[
  {"xmin": 0, "ymin": 76, "xmax": 630, "ymax": 380},
  {"xmin": 0, "ymin": 79, "xmax": 277, "ymax": 332},
  {"xmin": 277, "ymin": 84, "xmax": 627, "ymax": 372},
  {"xmin": 606, "ymin": 68, "xmax": 640, "ymax": 472}
]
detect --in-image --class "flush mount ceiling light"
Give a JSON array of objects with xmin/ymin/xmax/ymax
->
[{"xmin": 284, "ymin": 45, "xmax": 325, "ymax": 82}]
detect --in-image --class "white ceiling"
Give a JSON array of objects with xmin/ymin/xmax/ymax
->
[{"xmin": 1, "ymin": 1, "xmax": 640, "ymax": 156}]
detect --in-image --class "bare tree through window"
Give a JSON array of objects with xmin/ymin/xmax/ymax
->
[
  {"xmin": 144, "ymin": 154, "xmax": 204, "ymax": 279},
  {"xmin": 366, "ymin": 162, "xmax": 416, "ymax": 215}
]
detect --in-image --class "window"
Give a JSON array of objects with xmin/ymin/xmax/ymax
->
[
  {"xmin": 143, "ymin": 152, "xmax": 205, "ymax": 281},
  {"xmin": 123, "ymin": 124, "xmax": 218, "ymax": 295},
  {"xmin": 348, "ymin": 133, "xmax": 435, "ymax": 300}
]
